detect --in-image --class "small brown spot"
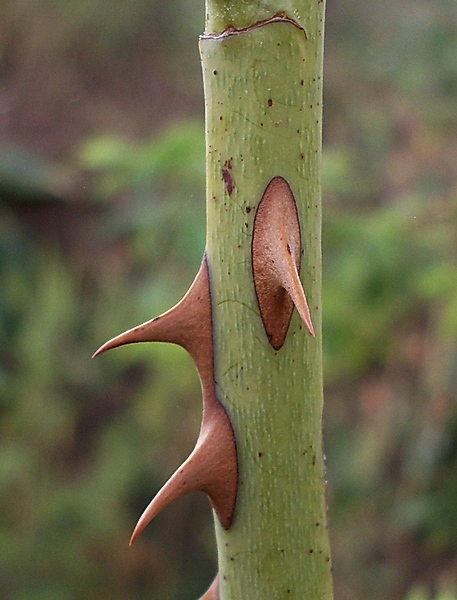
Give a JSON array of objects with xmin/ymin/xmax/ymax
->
[
  {"xmin": 300, "ymin": 79, "xmax": 304, "ymax": 86},
  {"xmin": 246, "ymin": 206, "xmax": 251, "ymax": 214},
  {"xmin": 220, "ymin": 115, "xmax": 223, "ymax": 121},
  {"xmin": 258, "ymin": 452, "xmax": 263, "ymax": 457},
  {"xmin": 268, "ymin": 98, "xmax": 273, "ymax": 107},
  {"xmin": 222, "ymin": 159, "xmax": 234, "ymax": 196},
  {"xmin": 213, "ymin": 69, "xmax": 218, "ymax": 75}
]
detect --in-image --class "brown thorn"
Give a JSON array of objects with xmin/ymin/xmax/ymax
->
[
  {"xmin": 252, "ymin": 176, "xmax": 315, "ymax": 350},
  {"xmin": 277, "ymin": 241, "xmax": 315, "ymax": 338},
  {"xmin": 97, "ymin": 257, "xmax": 238, "ymax": 542},
  {"xmin": 198, "ymin": 575, "xmax": 219, "ymax": 600},
  {"xmin": 130, "ymin": 393, "xmax": 237, "ymax": 545},
  {"xmin": 91, "ymin": 318, "xmax": 162, "ymax": 358},
  {"xmin": 92, "ymin": 260, "xmax": 213, "ymax": 382}
]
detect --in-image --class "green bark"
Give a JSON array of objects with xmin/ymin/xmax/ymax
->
[{"xmin": 201, "ymin": 1, "xmax": 332, "ymax": 599}]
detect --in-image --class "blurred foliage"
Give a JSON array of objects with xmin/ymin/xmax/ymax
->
[
  {"xmin": 405, "ymin": 582, "xmax": 457, "ymax": 600},
  {"xmin": 0, "ymin": 0, "xmax": 456, "ymax": 599}
]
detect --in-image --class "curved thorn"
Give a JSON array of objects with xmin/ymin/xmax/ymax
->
[
  {"xmin": 277, "ymin": 243, "xmax": 315, "ymax": 338},
  {"xmin": 94, "ymin": 257, "xmax": 238, "ymax": 542},
  {"xmin": 198, "ymin": 575, "xmax": 219, "ymax": 600},
  {"xmin": 91, "ymin": 317, "xmax": 163, "ymax": 358},
  {"xmin": 92, "ymin": 261, "xmax": 212, "ymax": 372},
  {"xmin": 130, "ymin": 398, "xmax": 237, "ymax": 545},
  {"xmin": 252, "ymin": 176, "xmax": 315, "ymax": 349},
  {"xmin": 129, "ymin": 449, "xmax": 204, "ymax": 546}
]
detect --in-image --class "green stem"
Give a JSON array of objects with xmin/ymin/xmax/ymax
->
[
  {"xmin": 205, "ymin": 0, "xmax": 319, "ymax": 33},
  {"xmin": 200, "ymin": 2, "xmax": 332, "ymax": 599}
]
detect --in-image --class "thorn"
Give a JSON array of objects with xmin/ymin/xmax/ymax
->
[
  {"xmin": 94, "ymin": 257, "xmax": 238, "ymax": 542},
  {"xmin": 276, "ymin": 239, "xmax": 315, "ymax": 338},
  {"xmin": 198, "ymin": 575, "xmax": 219, "ymax": 600},
  {"xmin": 91, "ymin": 317, "xmax": 163, "ymax": 358},
  {"xmin": 252, "ymin": 176, "xmax": 315, "ymax": 349},
  {"xmin": 92, "ymin": 261, "xmax": 213, "ymax": 380},
  {"xmin": 130, "ymin": 398, "xmax": 237, "ymax": 545}
]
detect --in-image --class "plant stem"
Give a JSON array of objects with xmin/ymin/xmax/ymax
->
[{"xmin": 200, "ymin": 1, "xmax": 332, "ymax": 598}]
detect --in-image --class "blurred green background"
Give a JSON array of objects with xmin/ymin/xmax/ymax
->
[{"xmin": 0, "ymin": 1, "xmax": 456, "ymax": 599}]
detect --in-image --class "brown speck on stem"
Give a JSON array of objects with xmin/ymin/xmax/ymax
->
[{"xmin": 222, "ymin": 159, "xmax": 234, "ymax": 196}]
